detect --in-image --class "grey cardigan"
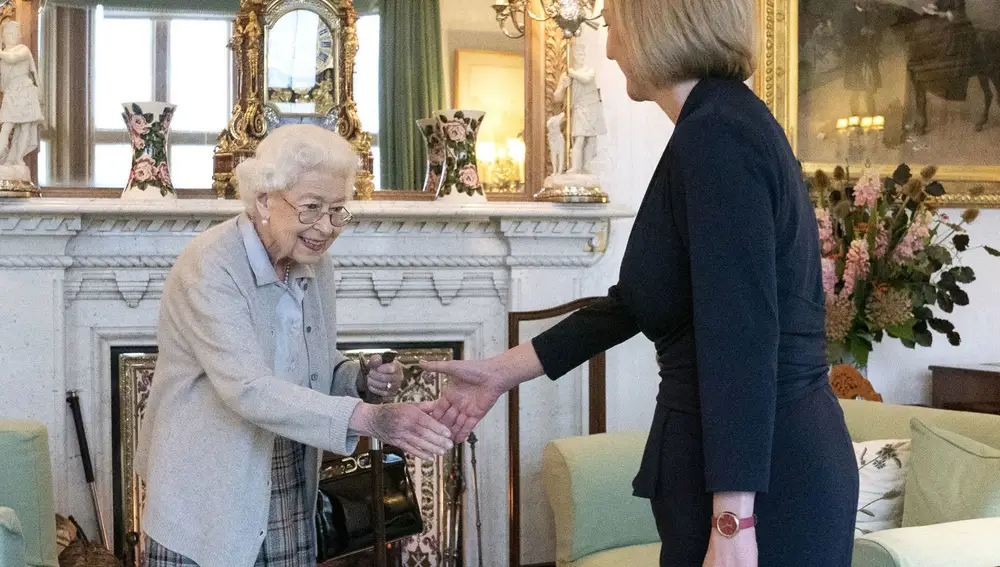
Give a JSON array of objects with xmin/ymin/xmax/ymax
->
[{"xmin": 134, "ymin": 214, "xmax": 364, "ymax": 567}]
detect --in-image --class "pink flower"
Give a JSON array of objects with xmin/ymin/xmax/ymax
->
[
  {"xmin": 443, "ymin": 121, "xmax": 467, "ymax": 142},
  {"xmin": 425, "ymin": 171, "xmax": 440, "ymax": 192},
  {"xmin": 132, "ymin": 154, "xmax": 155, "ymax": 183},
  {"xmin": 128, "ymin": 113, "xmax": 151, "ymax": 136},
  {"xmin": 428, "ymin": 143, "xmax": 446, "ymax": 165},
  {"xmin": 821, "ymin": 257, "xmax": 837, "ymax": 298},
  {"xmin": 874, "ymin": 224, "xmax": 889, "ymax": 259},
  {"xmin": 130, "ymin": 131, "xmax": 145, "ymax": 151},
  {"xmin": 157, "ymin": 162, "xmax": 171, "ymax": 184},
  {"xmin": 894, "ymin": 209, "xmax": 932, "ymax": 262},
  {"xmin": 458, "ymin": 164, "xmax": 479, "ymax": 188},
  {"xmin": 840, "ymin": 239, "xmax": 869, "ymax": 298},
  {"xmin": 816, "ymin": 208, "xmax": 837, "ymax": 254},
  {"xmin": 853, "ymin": 168, "xmax": 881, "ymax": 208}
]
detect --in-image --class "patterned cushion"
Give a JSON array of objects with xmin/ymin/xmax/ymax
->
[{"xmin": 853, "ymin": 439, "xmax": 911, "ymax": 537}]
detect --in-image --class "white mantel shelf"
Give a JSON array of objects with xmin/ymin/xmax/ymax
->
[
  {"xmin": 0, "ymin": 197, "xmax": 635, "ymax": 220},
  {"xmin": 0, "ymin": 195, "xmax": 634, "ymax": 567}
]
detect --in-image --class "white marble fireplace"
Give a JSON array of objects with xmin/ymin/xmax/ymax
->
[{"xmin": 0, "ymin": 197, "xmax": 633, "ymax": 566}]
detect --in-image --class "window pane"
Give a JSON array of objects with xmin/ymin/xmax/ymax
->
[
  {"xmin": 38, "ymin": 141, "xmax": 49, "ymax": 186},
  {"xmin": 169, "ymin": 144, "xmax": 215, "ymax": 189},
  {"xmin": 355, "ymin": 15, "xmax": 379, "ymax": 135},
  {"xmin": 94, "ymin": 143, "xmax": 132, "ymax": 188},
  {"xmin": 169, "ymin": 20, "xmax": 232, "ymax": 132},
  {"xmin": 94, "ymin": 10, "xmax": 153, "ymax": 130}
]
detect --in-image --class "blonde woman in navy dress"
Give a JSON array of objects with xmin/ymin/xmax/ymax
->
[{"xmin": 422, "ymin": 0, "xmax": 858, "ymax": 565}]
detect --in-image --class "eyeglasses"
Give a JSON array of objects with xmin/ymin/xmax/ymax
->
[{"xmin": 280, "ymin": 195, "xmax": 354, "ymax": 227}]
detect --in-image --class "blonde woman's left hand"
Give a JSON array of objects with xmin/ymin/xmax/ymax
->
[
  {"xmin": 363, "ymin": 354, "xmax": 404, "ymax": 398},
  {"xmin": 703, "ymin": 530, "xmax": 757, "ymax": 567}
]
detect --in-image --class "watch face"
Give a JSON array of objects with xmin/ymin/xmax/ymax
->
[{"xmin": 716, "ymin": 513, "xmax": 739, "ymax": 538}]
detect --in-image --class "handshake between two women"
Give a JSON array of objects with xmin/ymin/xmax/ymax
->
[{"xmin": 364, "ymin": 343, "xmax": 536, "ymax": 460}]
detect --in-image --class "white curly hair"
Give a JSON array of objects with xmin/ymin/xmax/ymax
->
[{"xmin": 234, "ymin": 124, "xmax": 358, "ymax": 213}]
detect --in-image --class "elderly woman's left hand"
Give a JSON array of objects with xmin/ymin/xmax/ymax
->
[{"xmin": 361, "ymin": 354, "xmax": 404, "ymax": 398}]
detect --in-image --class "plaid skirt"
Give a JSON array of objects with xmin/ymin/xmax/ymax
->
[{"xmin": 144, "ymin": 436, "xmax": 315, "ymax": 567}]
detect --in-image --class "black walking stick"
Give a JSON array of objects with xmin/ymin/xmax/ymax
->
[
  {"xmin": 66, "ymin": 390, "xmax": 110, "ymax": 550},
  {"xmin": 367, "ymin": 351, "xmax": 396, "ymax": 567}
]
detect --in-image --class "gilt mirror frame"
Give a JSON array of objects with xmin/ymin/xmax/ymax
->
[
  {"xmin": 753, "ymin": 0, "xmax": 1000, "ymax": 208},
  {"xmin": 213, "ymin": 0, "xmax": 374, "ymax": 199}
]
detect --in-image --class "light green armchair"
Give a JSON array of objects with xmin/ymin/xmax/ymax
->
[
  {"xmin": 542, "ymin": 400, "xmax": 1000, "ymax": 567},
  {"xmin": 0, "ymin": 419, "xmax": 58, "ymax": 567}
]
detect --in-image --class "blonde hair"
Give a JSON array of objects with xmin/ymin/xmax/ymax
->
[
  {"xmin": 608, "ymin": 0, "xmax": 756, "ymax": 87},
  {"xmin": 234, "ymin": 124, "xmax": 358, "ymax": 213}
]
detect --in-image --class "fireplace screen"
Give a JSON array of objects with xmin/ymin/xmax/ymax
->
[{"xmin": 113, "ymin": 344, "xmax": 464, "ymax": 567}]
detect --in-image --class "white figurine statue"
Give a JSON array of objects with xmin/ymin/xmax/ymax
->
[
  {"xmin": 553, "ymin": 42, "xmax": 606, "ymax": 175},
  {"xmin": 0, "ymin": 20, "xmax": 43, "ymax": 183},
  {"xmin": 547, "ymin": 112, "xmax": 565, "ymax": 175}
]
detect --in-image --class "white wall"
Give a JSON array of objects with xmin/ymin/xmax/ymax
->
[{"xmin": 579, "ymin": 28, "xmax": 1000, "ymax": 432}]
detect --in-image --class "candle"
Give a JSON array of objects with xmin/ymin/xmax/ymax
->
[
  {"xmin": 848, "ymin": 115, "xmax": 860, "ymax": 127},
  {"xmin": 873, "ymin": 115, "xmax": 885, "ymax": 129},
  {"xmin": 860, "ymin": 116, "xmax": 873, "ymax": 129},
  {"xmin": 836, "ymin": 118, "xmax": 848, "ymax": 130}
]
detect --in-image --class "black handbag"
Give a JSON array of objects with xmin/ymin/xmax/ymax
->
[{"xmin": 315, "ymin": 446, "xmax": 424, "ymax": 561}]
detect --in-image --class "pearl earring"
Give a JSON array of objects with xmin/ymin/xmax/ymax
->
[{"xmin": 262, "ymin": 217, "xmax": 269, "ymax": 225}]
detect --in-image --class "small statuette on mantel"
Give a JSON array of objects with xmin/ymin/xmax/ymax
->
[
  {"xmin": 0, "ymin": 20, "xmax": 42, "ymax": 198},
  {"xmin": 535, "ymin": 41, "xmax": 608, "ymax": 204}
]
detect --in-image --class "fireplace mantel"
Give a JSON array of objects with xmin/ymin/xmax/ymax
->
[{"xmin": 0, "ymin": 197, "xmax": 634, "ymax": 567}]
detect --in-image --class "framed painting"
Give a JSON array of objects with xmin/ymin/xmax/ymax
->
[{"xmin": 755, "ymin": 0, "xmax": 1000, "ymax": 207}]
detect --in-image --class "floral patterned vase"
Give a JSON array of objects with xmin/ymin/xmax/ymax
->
[
  {"xmin": 434, "ymin": 109, "xmax": 487, "ymax": 203},
  {"xmin": 121, "ymin": 102, "xmax": 176, "ymax": 200},
  {"xmin": 417, "ymin": 118, "xmax": 445, "ymax": 194}
]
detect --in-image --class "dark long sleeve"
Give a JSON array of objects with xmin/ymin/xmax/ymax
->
[
  {"xmin": 531, "ymin": 284, "xmax": 641, "ymax": 379},
  {"xmin": 670, "ymin": 118, "xmax": 779, "ymax": 494}
]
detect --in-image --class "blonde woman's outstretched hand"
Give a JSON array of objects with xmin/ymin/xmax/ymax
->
[{"xmin": 418, "ymin": 358, "xmax": 508, "ymax": 442}]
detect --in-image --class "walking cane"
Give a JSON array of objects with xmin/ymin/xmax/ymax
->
[
  {"xmin": 66, "ymin": 390, "xmax": 111, "ymax": 550},
  {"xmin": 367, "ymin": 351, "xmax": 397, "ymax": 567}
]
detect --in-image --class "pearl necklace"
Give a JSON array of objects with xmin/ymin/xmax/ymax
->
[{"xmin": 282, "ymin": 263, "xmax": 291, "ymax": 285}]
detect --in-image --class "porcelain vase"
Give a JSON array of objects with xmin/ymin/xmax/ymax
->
[
  {"xmin": 434, "ymin": 109, "xmax": 487, "ymax": 202},
  {"xmin": 417, "ymin": 117, "xmax": 445, "ymax": 194},
  {"xmin": 121, "ymin": 102, "xmax": 176, "ymax": 200}
]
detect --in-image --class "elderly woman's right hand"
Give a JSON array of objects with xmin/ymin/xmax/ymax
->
[{"xmin": 349, "ymin": 402, "xmax": 453, "ymax": 461}]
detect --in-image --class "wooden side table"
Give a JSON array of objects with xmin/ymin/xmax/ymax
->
[{"xmin": 929, "ymin": 364, "xmax": 1000, "ymax": 415}]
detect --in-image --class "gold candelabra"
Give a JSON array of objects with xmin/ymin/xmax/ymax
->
[{"xmin": 492, "ymin": 0, "xmax": 602, "ymax": 39}]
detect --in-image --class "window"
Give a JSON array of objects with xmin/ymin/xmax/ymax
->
[
  {"xmin": 354, "ymin": 14, "xmax": 380, "ymax": 189},
  {"xmin": 92, "ymin": 7, "xmax": 232, "ymax": 188}
]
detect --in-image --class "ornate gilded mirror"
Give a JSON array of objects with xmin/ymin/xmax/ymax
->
[
  {"xmin": 214, "ymin": 0, "xmax": 372, "ymax": 199},
  {"xmin": 350, "ymin": 0, "xmax": 572, "ymax": 200}
]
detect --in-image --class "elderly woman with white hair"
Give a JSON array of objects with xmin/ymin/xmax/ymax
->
[{"xmin": 135, "ymin": 124, "xmax": 453, "ymax": 567}]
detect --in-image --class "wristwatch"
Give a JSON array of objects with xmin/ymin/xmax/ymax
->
[{"xmin": 712, "ymin": 511, "xmax": 757, "ymax": 538}]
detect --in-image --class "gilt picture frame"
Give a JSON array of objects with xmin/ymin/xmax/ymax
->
[{"xmin": 754, "ymin": 0, "xmax": 1000, "ymax": 208}]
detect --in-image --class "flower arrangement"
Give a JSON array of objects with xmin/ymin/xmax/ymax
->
[
  {"xmin": 123, "ymin": 103, "xmax": 174, "ymax": 196},
  {"xmin": 808, "ymin": 163, "xmax": 999, "ymax": 366}
]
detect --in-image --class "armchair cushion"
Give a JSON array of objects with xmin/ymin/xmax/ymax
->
[
  {"xmin": 542, "ymin": 431, "xmax": 659, "ymax": 565},
  {"xmin": 852, "ymin": 517, "xmax": 1000, "ymax": 567},
  {"xmin": 902, "ymin": 418, "xmax": 1000, "ymax": 527},
  {"xmin": 0, "ymin": 507, "xmax": 26, "ymax": 567}
]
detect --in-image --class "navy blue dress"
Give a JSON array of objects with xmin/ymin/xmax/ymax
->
[{"xmin": 532, "ymin": 78, "xmax": 858, "ymax": 566}]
